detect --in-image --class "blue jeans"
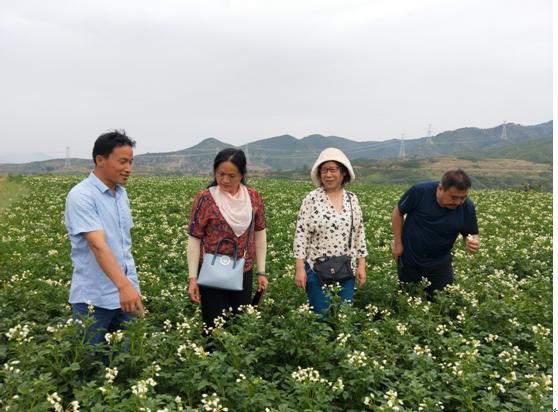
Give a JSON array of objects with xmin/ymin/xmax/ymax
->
[
  {"xmin": 305, "ymin": 262, "xmax": 355, "ymax": 314},
  {"xmin": 72, "ymin": 303, "xmax": 130, "ymax": 346}
]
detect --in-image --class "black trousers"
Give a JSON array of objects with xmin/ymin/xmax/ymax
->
[
  {"xmin": 199, "ymin": 269, "xmax": 253, "ymax": 330},
  {"xmin": 397, "ymin": 259, "xmax": 454, "ymax": 299}
]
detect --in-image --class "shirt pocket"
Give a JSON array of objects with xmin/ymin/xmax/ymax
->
[{"xmin": 118, "ymin": 201, "xmax": 134, "ymax": 231}]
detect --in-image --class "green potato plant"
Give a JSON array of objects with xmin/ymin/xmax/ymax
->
[{"xmin": 0, "ymin": 176, "xmax": 552, "ymax": 411}]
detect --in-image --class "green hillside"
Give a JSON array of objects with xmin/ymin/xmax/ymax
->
[
  {"xmin": 461, "ymin": 136, "xmax": 552, "ymax": 164},
  {"xmin": 269, "ymin": 155, "xmax": 552, "ymax": 191},
  {"xmin": 0, "ymin": 121, "xmax": 552, "ymax": 190}
]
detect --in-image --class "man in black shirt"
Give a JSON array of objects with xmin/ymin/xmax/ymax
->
[{"xmin": 391, "ymin": 169, "xmax": 480, "ymax": 299}]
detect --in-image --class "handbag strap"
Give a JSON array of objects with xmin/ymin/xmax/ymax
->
[
  {"xmin": 347, "ymin": 191, "xmax": 354, "ymax": 250},
  {"xmin": 212, "ymin": 237, "xmax": 240, "ymax": 268},
  {"xmin": 189, "ymin": 195, "xmax": 205, "ymax": 235},
  {"xmin": 243, "ymin": 212, "xmax": 255, "ymax": 257},
  {"xmin": 213, "ymin": 237, "xmax": 238, "ymax": 258}
]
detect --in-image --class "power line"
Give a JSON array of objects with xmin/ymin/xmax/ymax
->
[
  {"xmin": 131, "ymin": 129, "xmax": 517, "ymax": 163},
  {"xmin": 134, "ymin": 135, "xmax": 507, "ymax": 161}
]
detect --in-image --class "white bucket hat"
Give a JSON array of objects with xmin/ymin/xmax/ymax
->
[{"xmin": 310, "ymin": 147, "xmax": 355, "ymax": 186}]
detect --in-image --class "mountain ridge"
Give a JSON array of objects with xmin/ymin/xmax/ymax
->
[{"xmin": 0, "ymin": 120, "xmax": 552, "ymax": 174}]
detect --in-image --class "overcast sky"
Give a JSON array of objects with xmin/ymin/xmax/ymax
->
[{"xmin": 0, "ymin": 0, "xmax": 552, "ymax": 159}]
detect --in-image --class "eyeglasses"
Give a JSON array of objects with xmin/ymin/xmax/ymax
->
[{"xmin": 320, "ymin": 166, "xmax": 340, "ymax": 175}]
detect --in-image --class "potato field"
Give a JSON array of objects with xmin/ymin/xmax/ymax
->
[{"xmin": 0, "ymin": 176, "xmax": 552, "ymax": 411}]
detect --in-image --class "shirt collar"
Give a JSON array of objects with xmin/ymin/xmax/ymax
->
[
  {"xmin": 88, "ymin": 172, "xmax": 122, "ymax": 196},
  {"xmin": 318, "ymin": 186, "xmax": 344, "ymax": 197}
]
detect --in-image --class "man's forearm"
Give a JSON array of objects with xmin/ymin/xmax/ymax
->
[
  {"xmin": 391, "ymin": 206, "xmax": 404, "ymax": 243},
  {"xmin": 84, "ymin": 230, "xmax": 143, "ymax": 315},
  {"xmin": 85, "ymin": 233, "xmax": 132, "ymax": 290},
  {"xmin": 90, "ymin": 244, "xmax": 131, "ymax": 289}
]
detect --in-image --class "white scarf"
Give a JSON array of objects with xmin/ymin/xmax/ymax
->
[{"xmin": 209, "ymin": 184, "xmax": 253, "ymax": 237}]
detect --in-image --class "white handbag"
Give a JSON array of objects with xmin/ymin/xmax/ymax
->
[
  {"xmin": 197, "ymin": 215, "xmax": 254, "ymax": 291},
  {"xmin": 198, "ymin": 238, "xmax": 245, "ymax": 290}
]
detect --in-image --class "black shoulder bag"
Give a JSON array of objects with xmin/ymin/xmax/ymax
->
[{"xmin": 313, "ymin": 192, "xmax": 355, "ymax": 285}]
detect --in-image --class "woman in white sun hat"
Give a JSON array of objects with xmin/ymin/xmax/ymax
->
[{"xmin": 293, "ymin": 148, "xmax": 368, "ymax": 314}]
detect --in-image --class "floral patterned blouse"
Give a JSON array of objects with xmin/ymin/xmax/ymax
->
[
  {"xmin": 188, "ymin": 186, "xmax": 266, "ymax": 272},
  {"xmin": 293, "ymin": 187, "xmax": 367, "ymax": 270}
]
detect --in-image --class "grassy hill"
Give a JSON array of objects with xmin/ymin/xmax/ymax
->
[
  {"xmin": 457, "ymin": 136, "xmax": 553, "ymax": 164},
  {"xmin": 0, "ymin": 121, "xmax": 552, "ymax": 190},
  {"xmin": 268, "ymin": 156, "xmax": 552, "ymax": 191}
]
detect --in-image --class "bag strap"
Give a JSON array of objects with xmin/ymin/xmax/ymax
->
[
  {"xmin": 347, "ymin": 191, "xmax": 354, "ymax": 250},
  {"xmin": 212, "ymin": 237, "xmax": 240, "ymax": 268},
  {"xmin": 213, "ymin": 237, "xmax": 238, "ymax": 257},
  {"xmin": 243, "ymin": 212, "xmax": 255, "ymax": 257},
  {"xmin": 189, "ymin": 195, "xmax": 205, "ymax": 235}
]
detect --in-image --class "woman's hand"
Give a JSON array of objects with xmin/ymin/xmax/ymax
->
[
  {"xmin": 294, "ymin": 267, "xmax": 307, "ymax": 290},
  {"xmin": 188, "ymin": 278, "xmax": 201, "ymax": 303},
  {"xmin": 257, "ymin": 275, "xmax": 268, "ymax": 292},
  {"xmin": 356, "ymin": 257, "xmax": 366, "ymax": 287},
  {"xmin": 356, "ymin": 267, "xmax": 366, "ymax": 287}
]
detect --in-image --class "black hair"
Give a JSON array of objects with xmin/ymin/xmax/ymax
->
[
  {"xmin": 92, "ymin": 130, "xmax": 136, "ymax": 165},
  {"xmin": 440, "ymin": 169, "xmax": 471, "ymax": 191},
  {"xmin": 208, "ymin": 148, "xmax": 247, "ymax": 187},
  {"xmin": 318, "ymin": 161, "xmax": 351, "ymax": 185}
]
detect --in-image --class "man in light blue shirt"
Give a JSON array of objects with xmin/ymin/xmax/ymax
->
[{"xmin": 65, "ymin": 130, "xmax": 144, "ymax": 347}]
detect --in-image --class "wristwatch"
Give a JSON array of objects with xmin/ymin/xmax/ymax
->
[{"xmin": 256, "ymin": 271, "xmax": 267, "ymax": 276}]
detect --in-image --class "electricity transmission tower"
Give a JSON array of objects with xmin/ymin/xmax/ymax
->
[
  {"xmin": 398, "ymin": 134, "xmax": 406, "ymax": 158},
  {"xmin": 64, "ymin": 146, "xmax": 71, "ymax": 169},
  {"xmin": 244, "ymin": 145, "xmax": 250, "ymax": 164},
  {"xmin": 426, "ymin": 124, "xmax": 433, "ymax": 144},
  {"xmin": 500, "ymin": 121, "xmax": 508, "ymax": 140}
]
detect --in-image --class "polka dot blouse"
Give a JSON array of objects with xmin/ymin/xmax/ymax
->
[{"xmin": 293, "ymin": 187, "xmax": 368, "ymax": 269}]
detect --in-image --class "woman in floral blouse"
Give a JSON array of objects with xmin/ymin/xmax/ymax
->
[
  {"xmin": 187, "ymin": 148, "xmax": 267, "ymax": 331},
  {"xmin": 293, "ymin": 148, "xmax": 367, "ymax": 314}
]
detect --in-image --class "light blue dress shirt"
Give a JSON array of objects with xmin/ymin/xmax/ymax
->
[{"xmin": 65, "ymin": 172, "xmax": 140, "ymax": 309}]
